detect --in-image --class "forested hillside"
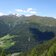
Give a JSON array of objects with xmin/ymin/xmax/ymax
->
[{"xmin": 0, "ymin": 15, "xmax": 56, "ymax": 56}]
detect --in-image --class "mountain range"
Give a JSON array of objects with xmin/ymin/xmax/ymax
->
[{"xmin": 0, "ymin": 15, "xmax": 56, "ymax": 56}]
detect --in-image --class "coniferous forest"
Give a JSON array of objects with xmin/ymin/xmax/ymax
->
[{"xmin": 0, "ymin": 15, "xmax": 56, "ymax": 56}]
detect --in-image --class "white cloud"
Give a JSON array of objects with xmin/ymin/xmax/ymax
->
[
  {"xmin": 15, "ymin": 9, "xmax": 26, "ymax": 13},
  {"xmin": 15, "ymin": 8, "xmax": 37, "ymax": 16},
  {"xmin": 15, "ymin": 9, "xmax": 24, "ymax": 12},
  {"xmin": 0, "ymin": 8, "xmax": 37, "ymax": 16},
  {"xmin": 26, "ymin": 8, "xmax": 37, "ymax": 14},
  {"xmin": 8, "ymin": 11, "xmax": 12, "ymax": 14},
  {"xmin": 30, "ymin": 11, "xmax": 37, "ymax": 14},
  {"xmin": 11, "ymin": 13, "xmax": 21, "ymax": 17},
  {"xmin": 0, "ymin": 12, "xmax": 5, "ymax": 16},
  {"xmin": 53, "ymin": 17, "xmax": 56, "ymax": 19},
  {"xmin": 26, "ymin": 8, "xmax": 33, "ymax": 12}
]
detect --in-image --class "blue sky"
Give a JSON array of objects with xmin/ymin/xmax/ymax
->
[{"xmin": 0, "ymin": 0, "xmax": 56, "ymax": 17}]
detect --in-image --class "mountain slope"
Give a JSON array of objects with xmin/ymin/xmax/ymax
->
[
  {"xmin": 18, "ymin": 37, "xmax": 56, "ymax": 56},
  {"xmin": 0, "ymin": 15, "xmax": 56, "ymax": 54}
]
